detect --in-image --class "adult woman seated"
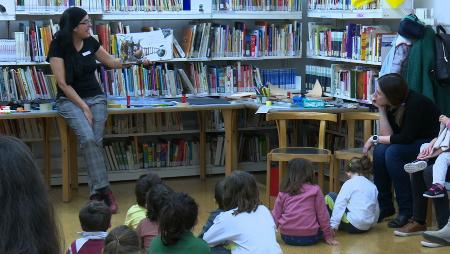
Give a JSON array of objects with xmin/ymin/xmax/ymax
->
[{"xmin": 363, "ymin": 73, "xmax": 441, "ymax": 228}]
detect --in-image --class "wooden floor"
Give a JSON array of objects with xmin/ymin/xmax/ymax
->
[{"xmin": 49, "ymin": 175, "xmax": 445, "ymax": 253}]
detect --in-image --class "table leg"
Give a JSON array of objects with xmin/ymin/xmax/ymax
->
[{"xmin": 57, "ymin": 117, "xmax": 71, "ymax": 202}]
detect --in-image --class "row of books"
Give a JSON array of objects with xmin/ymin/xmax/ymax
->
[
  {"xmin": 0, "ymin": 118, "xmax": 44, "ymax": 139},
  {"xmin": 103, "ymin": 0, "xmax": 185, "ymax": 12},
  {"xmin": 214, "ymin": 0, "xmax": 301, "ymax": 11},
  {"xmin": 0, "ymin": 66, "xmax": 58, "ymax": 101},
  {"xmin": 0, "ymin": 22, "xmax": 58, "ymax": 63},
  {"xmin": 103, "ymin": 139, "xmax": 200, "ymax": 171},
  {"xmin": 237, "ymin": 109, "xmax": 275, "ymax": 128},
  {"xmin": 308, "ymin": 0, "xmax": 381, "ymax": 10},
  {"xmin": 330, "ymin": 64, "xmax": 379, "ymax": 101},
  {"xmin": 238, "ymin": 134, "xmax": 273, "ymax": 162},
  {"xmin": 305, "ymin": 65, "xmax": 331, "ymax": 93},
  {"xmin": 207, "ymin": 21, "xmax": 301, "ymax": 58},
  {"xmin": 16, "ymin": 0, "xmax": 103, "ymax": 12},
  {"xmin": 307, "ymin": 23, "xmax": 392, "ymax": 62},
  {"xmin": 105, "ymin": 112, "xmax": 185, "ymax": 135}
]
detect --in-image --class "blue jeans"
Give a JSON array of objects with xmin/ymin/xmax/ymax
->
[
  {"xmin": 281, "ymin": 232, "xmax": 322, "ymax": 246},
  {"xmin": 373, "ymin": 139, "xmax": 429, "ymax": 217},
  {"xmin": 57, "ymin": 95, "xmax": 109, "ymax": 195}
]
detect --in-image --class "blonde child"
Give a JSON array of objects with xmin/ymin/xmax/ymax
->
[
  {"xmin": 326, "ymin": 156, "xmax": 379, "ymax": 233},
  {"xmin": 272, "ymin": 159, "xmax": 338, "ymax": 246},
  {"xmin": 124, "ymin": 173, "xmax": 162, "ymax": 229},
  {"xmin": 203, "ymin": 171, "xmax": 282, "ymax": 254}
]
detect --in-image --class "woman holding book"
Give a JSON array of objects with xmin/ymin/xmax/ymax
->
[
  {"xmin": 362, "ymin": 73, "xmax": 441, "ymax": 228},
  {"xmin": 47, "ymin": 7, "xmax": 128, "ymax": 213}
]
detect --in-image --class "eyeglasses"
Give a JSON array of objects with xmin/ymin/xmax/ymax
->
[{"xmin": 79, "ymin": 19, "xmax": 92, "ymax": 25}]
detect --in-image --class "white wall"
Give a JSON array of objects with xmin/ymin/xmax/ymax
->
[{"xmin": 415, "ymin": 0, "xmax": 450, "ymax": 26}]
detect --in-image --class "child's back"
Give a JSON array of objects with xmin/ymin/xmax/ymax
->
[
  {"xmin": 67, "ymin": 201, "xmax": 111, "ymax": 254},
  {"xmin": 330, "ymin": 176, "xmax": 379, "ymax": 230},
  {"xmin": 148, "ymin": 192, "xmax": 210, "ymax": 254},
  {"xmin": 125, "ymin": 173, "xmax": 162, "ymax": 229},
  {"xmin": 272, "ymin": 183, "xmax": 332, "ymax": 239},
  {"xmin": 204, "ymin": 204, "xmax": 280, "ymax": 254},
  {"xmin": 203, "ymin": 171, "xmax": 282, "ymax": 254}
]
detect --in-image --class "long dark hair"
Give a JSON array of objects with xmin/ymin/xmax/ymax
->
[
  {"xmin": 103, "ymin": 225, "xmax": 140, "ymax": 254},
  {"xmin": 346, "ymin": 156, "xmax": 372, "ymax": 177},
  {"xmin": 280, "ymin": 158, "xmax": 314, "ymax": 195},
  {"xmin": 0, "ymin": 136, "xmax": 60, "ymax": 254},
  {"xmin": 146, "ymin": 183, "xmax": 173, "ymax": 222},
  {"xmin": 159, "ymin": 192, "xmax": 198, "ymax": 246},
  {"xmin": 223, "ymin": 171, "xmax": 260, "ymax": 215},
  {"xmin": 55, "ymin": 6, "xmax": 87, "ymax": 51},
  {"xmin": 378, "ymin": 73, "xmax": 409, "ymax": 126}
]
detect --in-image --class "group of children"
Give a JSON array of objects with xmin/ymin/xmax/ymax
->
[{"xmin": 68, "ymin": 153, "xmax": 384, "ymax": 253}]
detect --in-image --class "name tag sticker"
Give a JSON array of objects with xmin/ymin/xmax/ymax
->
[{"xmin": 82, "ymin": 50, "xmax": 91, "ymax": 56}]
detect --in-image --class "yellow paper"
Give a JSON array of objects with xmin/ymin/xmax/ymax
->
[
  {"xmin": 306, "ymin": 79, "xmax": 323, "ymax": 98},
  {"xmin": 351, "ymin": 0, "xmax": 375, "ymax": 8},
  {"xmin": 386, "ymin": 0, "xmax": 405, "ymax": 9}
]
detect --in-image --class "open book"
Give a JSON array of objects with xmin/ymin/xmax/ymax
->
[{"xmin": 115, "ymin": 29, "xmax": 174, "ymax": 63}]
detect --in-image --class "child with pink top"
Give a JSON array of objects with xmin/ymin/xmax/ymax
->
[{"xmin": 271, "ymin": 158, "xmax": 338, "ymax": 246}]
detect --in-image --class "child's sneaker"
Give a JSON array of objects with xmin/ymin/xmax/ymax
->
[
  {"xmin": 404, "ymin": 160, "xmax": 428, "ymax": 173},
  {"xmin": 423, "ymin": 183, "xmax": 446, "ymax": 198},
  {"xmin": 421, "ymin": 240, "xmax": 443, "ymax": 248}
]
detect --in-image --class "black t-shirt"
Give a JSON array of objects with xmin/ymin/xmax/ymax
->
[
  {"xmin": 47, "ymin": 36, "xmax": 103, "ymax": 98},
  {"xmin": 388, "ymin": 90, "xmax": 441, "ymax": 144}
]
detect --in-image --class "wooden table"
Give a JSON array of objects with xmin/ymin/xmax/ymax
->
[
  {"xmin": 2, "ymin": 102, "xmax": 369, "ymax": 202},
  {"xmin": 0, "ymin": 111, "xmax": 58, "ymax": 188}
]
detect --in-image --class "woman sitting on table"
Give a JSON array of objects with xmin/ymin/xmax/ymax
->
[
  {"xmin": 47, "ymin": 7, "xmax": 132, "ymax": 213},
  {"xmin": 363, "ymin": 73, "xmax": 441, "ymax": 228}
]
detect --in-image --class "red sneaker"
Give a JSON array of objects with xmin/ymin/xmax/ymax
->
[{"xmin": 103, "ymin": 191, "xmax": 118, "ymax": 214}]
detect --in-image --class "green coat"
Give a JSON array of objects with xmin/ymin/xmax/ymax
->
[{"xmin": 407, "ymin": 26, "xmax": 450, "ymax": 115}]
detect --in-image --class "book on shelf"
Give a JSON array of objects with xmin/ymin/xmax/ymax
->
[
  {"xmin": 330, "ymin": 64, "xmax": 379, "ymax": 101},
  {"xmin": 106, "ymin": 113, "xmax": 184, "ymax": 135},
  {"xmin": 307, "ymin": 22, "xmax": 391, "ymax": 63},
  {"xmin": 238, "ymin": 134, "xmax": 273, "ymax": 162},
  {"xmin": 16, "ymin": 0, "xmax": 102, "ymax": 12},
  {"xmin": 305, "ymin": 65, "xmax": 331, "ymax": 93},
  {"xmin": 0, "ymin": 66, "xmax": 57, "ymax": 101},
  {"xmin": 103, "ymin": 138, "xmax": 199, "ymax": 171},
  {"xmin": 308, "ymin": 0, "xmax": 381, "ymax": 10},
  {"xmin": 1, "ymin": 20, "xmax": 58, "ymax": 63},
  {"xmin": 214, "ymin": 0, "xmax": 301, "ymax": 11},
  {"xmin": 0, "ymin": 118, "xmax": 44, "ymax": 139},
  {"xmin": 209, "ymin": 21, "xmax": 301, "ymax": 58},
  {"xmin": 103, "ymin": 0, "xmax": 185, "ymax": 12}
]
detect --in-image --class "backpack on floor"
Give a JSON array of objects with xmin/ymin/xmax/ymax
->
[{"xmin": 434, "ymin": 25, "xmax": 450, "ymax": 86}]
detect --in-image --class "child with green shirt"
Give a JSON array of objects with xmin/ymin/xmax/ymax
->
[{"xmin": 148, "ymin": 192, "xmax": 210, "ymax": 254}]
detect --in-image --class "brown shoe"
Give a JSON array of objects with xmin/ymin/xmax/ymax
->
[{"xmin": 394, "ymin": 220, "xmax": 426, "ymax": 237}]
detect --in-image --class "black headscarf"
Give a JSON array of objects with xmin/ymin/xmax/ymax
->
[{"xmin": 54, "ymin": 7, "xmax": 88, "ymax": 85}]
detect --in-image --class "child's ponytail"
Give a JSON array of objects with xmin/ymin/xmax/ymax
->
[{"xmin": 346, "ymin": 156, "xmax": 372, "ymax": 177}]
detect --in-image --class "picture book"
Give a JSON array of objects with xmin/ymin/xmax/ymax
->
[{"xmin": 116, "ymin": 29, "xmax": 174, "ymax": 63}]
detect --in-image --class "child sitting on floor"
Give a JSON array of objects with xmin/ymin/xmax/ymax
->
[
  {"xmin": 203, "ymin": 171, "xmax": 282, "ymax": 253},
  {"xmin": 137, "ymin": 183, "xmax": 173, "ymax": 251},
  {"xmin": 272, "ymin": 158, "xmax": 338, "ymax": 246},
  {"xmin": 103, "ymin": 225, "xmax": 141, "ymax": 254},
  {"xmin": 148, "ymin": 192, "xmax": 210, "ymax": 254},
  {"xmin": 66, "ymin": 201, "xmax": 111, "ymax": 254},
  {"xmin": 199, "ymin": 179, "xmax": 230, "ymax": 254},
  {"xmin": 124, "ymin": 173, "xmax": 162, "ymax": 229},
  {"xmin": 404, "ymin": 114, "xmax": 450, "ymax": 198},
  {"xmin": 326, "ymin": 156, "xmax": 379, "ymax": 234}
]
